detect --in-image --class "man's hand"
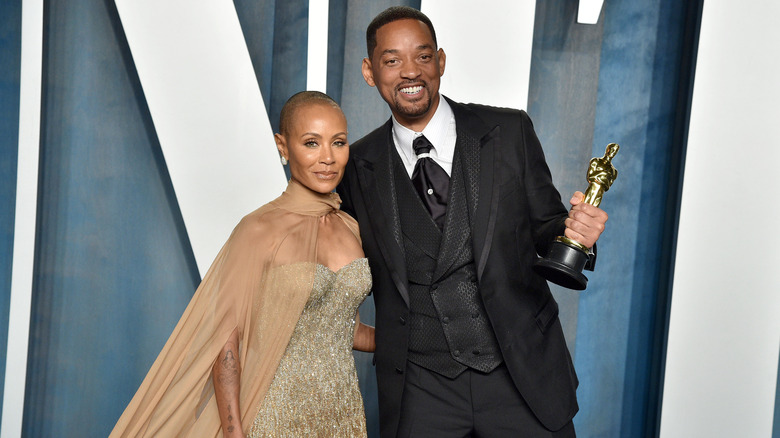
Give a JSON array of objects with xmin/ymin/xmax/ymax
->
[{"xmin": 564, "ymin": 191, "xmax": 608, "ymax": 248}]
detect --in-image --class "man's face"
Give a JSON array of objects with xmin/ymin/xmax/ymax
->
[{"xmin": 362, "ymin": 18, "xmax": 446, "ymax": 132}]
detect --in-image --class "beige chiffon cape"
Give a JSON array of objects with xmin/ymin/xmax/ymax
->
[{"xmin": 110, "ymin": 179, "xmax": 360, "ymax": 437}]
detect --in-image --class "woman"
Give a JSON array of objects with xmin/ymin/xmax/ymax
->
[{"xmin": 111, "ymin": 91, "xmax": 374, "ymax": 437}]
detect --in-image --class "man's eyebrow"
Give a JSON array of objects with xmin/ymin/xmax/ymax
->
[{"xmin": 380, "ymin": 44, "xmax": 435, "ymax": 57}]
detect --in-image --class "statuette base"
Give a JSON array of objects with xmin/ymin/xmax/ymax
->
[{"xmin": 533, "ymin": 239, "xmax": 589, "ymax": 290}]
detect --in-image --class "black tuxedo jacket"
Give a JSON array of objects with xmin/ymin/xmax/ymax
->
[{"xmin": 338, "ymin": 97, "xmax": 579, "ymax": 437}]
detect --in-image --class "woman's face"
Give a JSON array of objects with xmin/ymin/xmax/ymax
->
[{"xmin": 276, "ymin": 103, "xmax": 349, "ymax": 194}]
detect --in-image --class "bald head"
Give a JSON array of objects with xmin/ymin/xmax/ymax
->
[{"xmin": 278, "ymin": 91, "xmax": 342, "ymax": 136}]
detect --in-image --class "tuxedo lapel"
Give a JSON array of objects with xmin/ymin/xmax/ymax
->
[
  {"xmin": 354, "ymin": 122, "xmax": 411, "ymax": 306},
  {"xmin": 445, "ymin": 98, "xmax": 501, "ymax": 281}
]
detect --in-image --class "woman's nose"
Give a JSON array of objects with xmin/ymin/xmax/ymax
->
[{"xmin": 320, "ymin": 145, "xmax": 334, "ymax": 164}]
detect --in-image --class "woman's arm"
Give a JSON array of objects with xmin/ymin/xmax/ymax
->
[
  {"xmin": 212, "ymin": 328, "xmax": 244, "ymax": 438},
  {"xmin": 352, "ymin": 312, "xmax": 375, "ymax": 352}
]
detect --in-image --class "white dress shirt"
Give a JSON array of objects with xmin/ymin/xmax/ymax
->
[{"xmin": 392, "ymin": 96, "xmax": 457, "ymax": 177}]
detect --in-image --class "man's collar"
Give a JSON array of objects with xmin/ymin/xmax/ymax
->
[{"xmin": 391, "ymin": 94, "xmax": 454, "ymax": 150}]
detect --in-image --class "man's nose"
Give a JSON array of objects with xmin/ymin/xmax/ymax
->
[{"xmin": 400, "ymin": 61, "xmax": 421, "ymax": 79}]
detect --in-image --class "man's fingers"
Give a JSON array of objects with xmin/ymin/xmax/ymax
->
[
  {"xmin": 569, "ymin": 191, "xmax": 585, "ymax": 206},
  {"xmin": 565, "ymin": 194, "xmax": 608, "ymax": 248},
  {"xmin": 570, "ymin": 203, "xmax": 608, "ymax": 224}
]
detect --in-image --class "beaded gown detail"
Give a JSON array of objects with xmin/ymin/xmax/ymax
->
[{"xmin": 250, "ymin": 258, "xmax": 372, "ymax": 437}]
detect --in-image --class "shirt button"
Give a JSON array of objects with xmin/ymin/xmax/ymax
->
[
  {"xmin": 472, "ymin": 350, "xmax": 480, "ymax": 355},
  {"xmin": 442, "ymin": 316, "xmax": 450, "ymax": 324},
  {"xmin": 453, "ymin": 350, "xmax": 461, "ymax": 357},
  {"xmin": 427, "ymin": 188, "xmax": 434, "ymax": 195}
]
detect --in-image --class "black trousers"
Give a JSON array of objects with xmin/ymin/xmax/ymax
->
[{"xmin": 397, "ymin": 362, "xmax": 575, "ymax": 438}]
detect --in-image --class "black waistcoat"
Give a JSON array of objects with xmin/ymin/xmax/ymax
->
[{"xmin": 393, "ymin": 145, "xmax": 502, "ymax": 378}]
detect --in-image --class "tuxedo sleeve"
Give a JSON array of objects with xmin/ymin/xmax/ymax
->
[
  {"xmin": 518, "ymin": 111, "xmax": 597, "ymax": 270},
  {"xmin": 337, "ymin": 159, "xmax": 356, "ymax": 218},
  {"xmin": 518, "ymin": 111, "xmax": 569, "ymax": 258}
]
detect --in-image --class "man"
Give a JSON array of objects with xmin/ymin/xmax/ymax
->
[{"xmin": 337, "ymin": 6, "xmax": 608, "ymax": 437}]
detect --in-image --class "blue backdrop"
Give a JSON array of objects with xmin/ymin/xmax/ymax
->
[
  {"xmin": 570, "ymin": 1, "xmax": 702, "ymax": 436},
  {"xmin": 1, "ymin": 0, "xmax": 750, "ymax": 437},
  {"xmin": 0, "ymin": 0, "xmax": 23, "ymax": 421},
  {"xmin": 22, "ymin": 0, "xmax": 199, "ymax": 435}
]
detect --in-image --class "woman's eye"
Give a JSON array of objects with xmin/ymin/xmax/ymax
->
[
  {"xmin": 333, "ymin": 140, "xmax": 347, "ymax": 147},
  {"xmin": 304, "ymin": 140, "xmax": 318, "ymax": 148}
]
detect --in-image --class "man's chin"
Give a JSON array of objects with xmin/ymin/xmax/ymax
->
[
  {"xmin": 392, "ymin": 102, "xmax": 431, "ymax": 120},
  {"xmin": 391, "ymin": 91, "xmax": 428, "ymax": 110}
]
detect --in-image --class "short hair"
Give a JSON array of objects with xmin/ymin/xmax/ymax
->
[
  {"xmin": 278, "ymin": 91, "xmax": 342, "ymax": 136},
  {"xmin": 366, "ymin": 6, "xmax": 437, "ymax": 59}
]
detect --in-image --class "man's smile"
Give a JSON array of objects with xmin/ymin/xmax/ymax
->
[{"xmin": 399, "ymin": 85, "xmax": 423, "ymax": 95}]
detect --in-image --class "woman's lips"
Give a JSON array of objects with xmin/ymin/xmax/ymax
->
[{"xmin": 314, "ymin": 171, "xmax": 338, "ymax": 180}]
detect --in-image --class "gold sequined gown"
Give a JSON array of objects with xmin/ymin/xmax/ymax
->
[{"xmin": 250, "ymin": 258, "xmax": 371, "ymax": 437}]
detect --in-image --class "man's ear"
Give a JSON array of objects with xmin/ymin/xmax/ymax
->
[
  {"xmin": 274, "ymin": 133, "xmax": 288, "ymax": 159},
  {"xmin": 437, "ymin": 48, "xmax": 446, "ymax": 77},
  {"xmin": 362, "ymin": 58, "xmax": 376, "ymax": 87}
]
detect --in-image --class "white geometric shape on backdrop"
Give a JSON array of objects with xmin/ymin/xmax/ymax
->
[
  {"xmin": 577, "ymin": 0, "xmax": 604, "ymax": 24},
  {"xmin": 421, "ymin": 0, "xmax": 536, "ymax": 110},
  {"xmin": 307, "ymin": 0, "xmax": 329, "ymax": 92},
  {"xmin": 115, "ymin": 0, "xmax": 286, "ymax": 276}
]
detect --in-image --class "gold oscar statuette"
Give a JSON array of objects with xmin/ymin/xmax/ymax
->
[{"xmin": 533, "ymin": 143, "xmax": 620, "ymax": 290}]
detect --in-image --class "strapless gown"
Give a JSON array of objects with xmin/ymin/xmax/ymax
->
[{"xmin": 249, "ymin": 258, "xmax": 371, "ymax": 437}]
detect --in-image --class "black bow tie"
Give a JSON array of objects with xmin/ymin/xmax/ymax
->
[{"xmin": 411, "ymin": 135, "xmax": 450, "ymax": 230}]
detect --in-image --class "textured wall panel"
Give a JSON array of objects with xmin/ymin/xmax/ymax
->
[
  {"xmin": 574, "ymin": 0, "xmax": 701, "ymax": 436},
  {"xmin": 0, "ymin": 0, "xmax": 23, "ymax": 420},
  {"xmin": 528, "ymin": 0, "xmax": 605, "ymax": 353},
  {"xmin": 23, "ymin": 0, "xmax": 199, "ymax": 435}
]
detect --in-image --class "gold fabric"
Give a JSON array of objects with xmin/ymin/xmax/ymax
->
[
  {"xmin": 110, "ymin": 179, "xmax": 363, "ymax": 437},
  {"xmin": 249, "ymin": 259, "xmax": 371, "ymax": 437}
]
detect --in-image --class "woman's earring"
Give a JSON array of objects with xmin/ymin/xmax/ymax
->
[{"xmin": 280, "ymin": 156, "xmax": 288, "ymax": 165}]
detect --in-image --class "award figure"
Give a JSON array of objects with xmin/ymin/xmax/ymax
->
[{"xmin": 533, "ymin": 143, "xmax": 619, "ymax": 290}]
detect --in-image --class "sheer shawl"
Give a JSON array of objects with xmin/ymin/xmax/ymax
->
[{"xmin": 110, "ymin": 179, "xmax": 360, "ymax": 437}]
